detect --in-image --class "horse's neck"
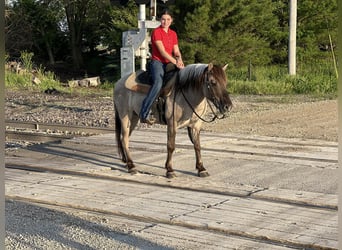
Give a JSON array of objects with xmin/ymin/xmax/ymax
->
[
  {"xmin": 177, "ymin": 86, "xmax": 205, "ymax": 107},
  {"xmin": 161, "ymin": 72, "xmax": 178, "ymax": 97}
]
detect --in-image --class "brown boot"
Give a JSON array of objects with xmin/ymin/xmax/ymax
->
[{"xmin": 140, "ymin": 117, "xmax": 155, "ymax": 125}]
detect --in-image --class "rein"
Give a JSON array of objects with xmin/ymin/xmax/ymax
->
[
  {"xmin": 180, "ymin": 88, "xmax": 217, "ymax": 123},
  {"xmin": 179, "ymin": 71, "xmax": 226, "ymax": 123}
]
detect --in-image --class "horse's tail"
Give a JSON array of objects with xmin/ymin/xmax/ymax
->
[{"xmin": 114, "ymin": 105, "xmax": 126, "ymax": 163}]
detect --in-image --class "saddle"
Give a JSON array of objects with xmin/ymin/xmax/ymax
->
[
  {"xmin": 124, "ymin": 63, "xmax": 178, "ymax": 125},
  {"xmin": 124, "ymin": 63, "xmax": 178, "ymax": 97}
]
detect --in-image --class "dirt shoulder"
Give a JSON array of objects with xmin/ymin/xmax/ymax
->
[
  {"xmin": 201, "ymin": 95, "xmax": 338, "ymax": 142},
  {"xmin": 5, "ymin": 90, "xmax": 338, "ymax": 142}
]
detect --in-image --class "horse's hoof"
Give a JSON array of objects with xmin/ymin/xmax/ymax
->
[
  {"xmin": 198, "ymin": 171, "xmax": 210, "ymax": 177},
  {"xmin": 128, "ymin": 168, "xmax": 138, "ymax": 175},
  {"xmin": 166, "ymin": 171, "xmax": 176, "ymax": 178}
]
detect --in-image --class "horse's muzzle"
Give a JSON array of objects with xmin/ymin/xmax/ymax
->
[
  {"xmin": 218, "ymin": 99, "xmax": 233, "ymax": 114},
  {"xmin": 218, "ymin": 105, "xmax": 231, "ymax": 114}
]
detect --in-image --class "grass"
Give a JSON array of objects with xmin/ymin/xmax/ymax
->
[
  {"xmin": 5, "ymin": 51, "xmax": 114, "ymax": 97},
  {"xmin": 5, "ymin": 51, "xmax": 337, "ymax": 99},
  {"xmin": 228, "ymin": 61, "xmax": 337, "ymax": 97},
  {"xmin": 5, "ymin": 70, "xmax": 114, "ymax": 98}
]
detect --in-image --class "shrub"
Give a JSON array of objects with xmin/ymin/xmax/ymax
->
[{"xmin": 227, "ymin": 62, "xmax": 337, "ymax": 96}]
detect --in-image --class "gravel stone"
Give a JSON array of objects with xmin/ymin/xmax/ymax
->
[{"xmin": 5, "ymin": 90, "xmax": 338, "ymax": 141}]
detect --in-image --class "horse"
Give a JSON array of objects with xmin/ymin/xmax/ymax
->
[{"xmin": 114, "ymin": 63, "xmax": 232, "ymax": 178}]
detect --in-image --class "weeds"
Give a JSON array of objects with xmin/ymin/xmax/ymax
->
[
  {"xmin": 20, "ymin": 51, "xmax": 34, "ymax": 72},
  {"xmin": 228, "ymin": 62, "xmax": 337, "ymax": 97},
  {"xmin": 5, "ymin": 51, "xmax": 337, "ymax": 98}
]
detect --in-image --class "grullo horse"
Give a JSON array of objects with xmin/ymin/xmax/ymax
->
[{"xmin": 114, "ymin": 63, "xmax": 232, "ymax": 178}]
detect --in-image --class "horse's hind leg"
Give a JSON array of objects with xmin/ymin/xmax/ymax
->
[
  {"xmin": 165, "ymin": 125, "xmax": 177, "ymax": 178},
  {"xmin": 121, "ymin": 116, "xmax": 138, "ymax": 174},
  {"xmin": 129, "ymin": 113, "xmax": 140, "ymax": 136},
  {"xmin": 187, "ymin": 127, "xmax": 209, "ymax": 177}
]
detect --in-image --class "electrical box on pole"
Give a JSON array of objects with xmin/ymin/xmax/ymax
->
[{"xmin": 120, "ymin": 1, "xmax": 161, "ymax": 78}]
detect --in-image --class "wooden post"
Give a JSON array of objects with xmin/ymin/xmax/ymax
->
[
  {"xmin": 288, "ymin": 0, "xmax": 297, "ymax": 75},
  {"xmin": 248, "ymin": 60, "xmax": 252, "ymax": 81},
  {"xmin": 328, "ymin": 33, "xmax": 338, "ymax": 78}
]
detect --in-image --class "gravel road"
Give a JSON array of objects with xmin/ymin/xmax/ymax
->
[
  {"xmin": 5, "ymin": 90, "xmax": 338, "ymax": 141},
  {"xmin": 7, "ymin": 199, "xmax": 186, "ymax": 250}
]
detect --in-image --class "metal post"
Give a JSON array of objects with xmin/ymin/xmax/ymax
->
[
  {"xmin": 139, "ymin": 5, "xmax": 147, "ymax": 71},
  {"xmin": 150, "ymin": 0, "xmax": 157, "ymax": 21},
  {"xmin": 120, "ymin": 2, "xmax": 160, "ymax": 78},
  {"xmin": 120, "ymin": 46, "xmax": 135, "ymax": 78}
]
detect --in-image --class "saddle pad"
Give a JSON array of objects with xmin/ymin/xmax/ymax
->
[
  {"xmin": 124, "ymin": 70, "xmax": 151, "ymax": 94},
  {"xmin": 124, "ymin": 69, "xmax": 176, "ymax": 96}
]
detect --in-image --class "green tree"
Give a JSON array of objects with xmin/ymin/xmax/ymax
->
[
  {"xmin": 296, "ymin": 0, "xmax": 337, "ymax": 61},
  {"xmin": 62, "ymin": 0, "xmax": 111, "ymax": 69},
  {"xmin": 5, "ymin": 1, "xmax": 34, "ymax": 57},
  {"xmin": 103, "ymin": 0, "xmax": 138, "ymax": 50},
  {"xmin": 173, "ymin": 0, "xmax": 280, "ymax": 67},
  {"xmin": 99, "ymin": 0, "xmax": 138, "ymax": 79},
  {"xmin": 269, "ymin": 0, "xmax": 289, "ymax": 64},
  {"xmin": 270, "ymin": 0, "xmax": 337, "ymax": 64},
  {"xmin": 30, "ymin": 0, "xmax": 65, "ymax": 65},
  {"xmin": 6, "ymin": 0, "xmax": 67, "ymax": 65},
  {"xmin": 5, "ymin": 0, "xmax": 338, "ymax": 78}
]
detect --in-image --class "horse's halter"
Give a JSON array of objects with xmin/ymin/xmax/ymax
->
[{"xmin": 180, "ymin": 68, "xmax": 227, "ymax": 123}]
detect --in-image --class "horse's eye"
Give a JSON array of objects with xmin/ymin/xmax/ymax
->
[{"xmin": 210, "ymin": 80, "xmax": 217, "ymax": 86}]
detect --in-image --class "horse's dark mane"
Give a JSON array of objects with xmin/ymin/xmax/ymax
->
[
  {"xmin": 177, "ymin": 64, "xmax": 227, "ymax": 91},
  {"xmin": 177, "ymin": 64, "xmax": 208, "ymax": 91}
]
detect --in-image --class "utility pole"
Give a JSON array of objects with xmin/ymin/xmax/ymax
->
[
  {"xmin": 288, "ymin": 0, "xmax": 297, "ymax": 75},
  {"xmin": 0, "ymin": 0, "xmax": 5, "ymax": 249}
]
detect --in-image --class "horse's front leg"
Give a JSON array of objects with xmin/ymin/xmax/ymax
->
[
  {"xmin": 187, "ymin": 127, "xmax": 209, "ymax": 177},
  {"xmin": 165, "ymin": 125, "xmax": 176, "ymax": 178}
]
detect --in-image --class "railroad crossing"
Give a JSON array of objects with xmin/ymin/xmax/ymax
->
[{"xmin": 5, "ymin": 127, "xmax": 338, "ymax": 249}]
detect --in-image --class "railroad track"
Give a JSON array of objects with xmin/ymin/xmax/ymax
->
[
  {"xmin": 5, "ymin": 126, "xmax": 338, "ymax": 249},
  {"xmin": 7, "ymin": 167, "xmax": 335, "ymax": 250},
  {"xmin": 5, "ymin": 170, "xmax": 338, "ymax": 249},
  {"xmin": 5, "ymin": 120, "xmax": 114, "ymax": 142}
]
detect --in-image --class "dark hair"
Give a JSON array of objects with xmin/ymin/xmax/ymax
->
[{"xmin": 159, "ymin": 8, "xmax": 173, "ymax": 18}]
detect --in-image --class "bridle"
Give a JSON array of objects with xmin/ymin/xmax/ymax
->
[{"xmin": 179, "ymin": 69, "xmax": 227, "ymax": 123}]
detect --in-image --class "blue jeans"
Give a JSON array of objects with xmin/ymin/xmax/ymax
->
[{"xmin": 140, "ymin": 60, "xmax": 166, "ymax": 119}]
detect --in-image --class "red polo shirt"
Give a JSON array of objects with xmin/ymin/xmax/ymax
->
[{"xmin": 151, "ymin": 25, "xmax": 178, "ymax": 64}]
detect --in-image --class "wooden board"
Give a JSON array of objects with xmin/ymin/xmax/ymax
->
[
  {"xmin": 6, "ymin": 129, "xmax": 338, "ymax": 206},
  {"xmin": 5, "ymin": 168, "xmax": 337, "ymax": 249},
  {"xmin": 5, "ymin": 129, "xmax": 338, "ymax": 249}
]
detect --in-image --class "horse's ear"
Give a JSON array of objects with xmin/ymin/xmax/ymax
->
[
  {"xmin": 208, "ymin": 63, "xmax": 213, "ymax": 71},
  {"xmin": 222, "ymin": 64, "xmax": 228, "ymax": 71}
]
